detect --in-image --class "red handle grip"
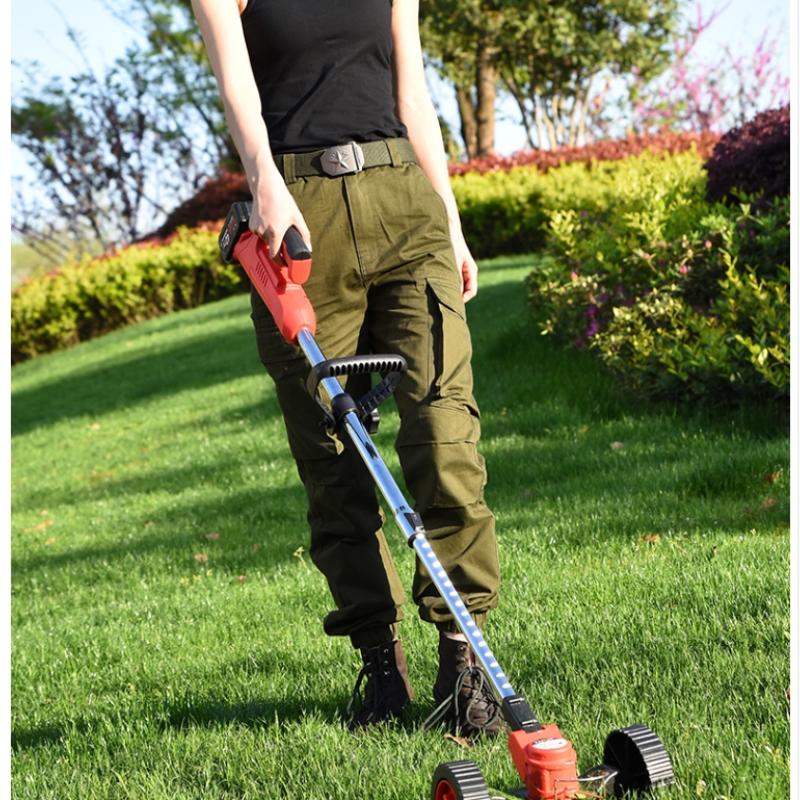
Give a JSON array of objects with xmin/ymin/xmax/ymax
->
[{"xmin": 234, "ymin": 230, "xmax": 317, "ymax": 343}]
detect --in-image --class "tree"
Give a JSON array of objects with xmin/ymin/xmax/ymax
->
[
  {"xmin": 11, "ymin": 40, "xmax": 214, "ymax": 258},
  {"xmin": 103, "ymin": 0, "xmax": 237, "ymax": 169},
  {"xmin": 421, "ymin": 0, "xmax": 680, "ymax": 155},
  {"xmin": 611, "ymin": 2, "xmax": 791, "ymax": 136},
  {"xmin": 420, "ymin": 0, "xmax": 507, "ymax": 159},
  {"xmin": 498, "ymin": 0, "xmax": 679, "ymax": 149},
  {"xmin": 11, "ymin": 3, "xmax": 232, "ymax": 259}
]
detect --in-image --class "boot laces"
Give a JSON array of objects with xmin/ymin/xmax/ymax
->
[
  {"xmin": 454, "ymin": 666, "xmax": 501, "ymax": 732},
  {"xmin": 423, "ymin": 665, "xmax": 501, "ymax": 734},
  {"xmin": 347, "ymin": 655, "xmax": 393, "ymax": 724}
]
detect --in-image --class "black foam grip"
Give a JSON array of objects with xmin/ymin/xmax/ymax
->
[{"xmin": 282, "ymin": 226, "xmax": 312, "ymax": 262}]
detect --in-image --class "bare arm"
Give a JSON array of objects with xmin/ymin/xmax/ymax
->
[
  {"xmin": 391, "ymin": 0, "xmax": 478, "ymax": 301},
  {"xmin": 191, "ymin": 0, "xmax": 310, "ymax": 255}
]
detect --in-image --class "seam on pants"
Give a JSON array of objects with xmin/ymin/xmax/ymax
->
[{"xmin": 342, "ymin": 176, "xmax": 367, "ymax": 286}]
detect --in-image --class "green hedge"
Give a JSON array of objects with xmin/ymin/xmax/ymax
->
[
  {"xmin": 451, "ymin": 144, "xmax": 721, "ymax": 260},
  {"xmin": 452, "ymin": 167, "xmax": 550, "ymax": 257},
  {"xmin": 11, "ymin": 228, "xmax": 243, "ymax": 364},
  {"xmin": 525, "ymin": 149, "xmax": 790, "ymax": 405}
]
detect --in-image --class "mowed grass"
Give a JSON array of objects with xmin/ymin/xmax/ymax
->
[{"xmin": 11, "ymin": 257, "xmax": 789, "ymax": 799}]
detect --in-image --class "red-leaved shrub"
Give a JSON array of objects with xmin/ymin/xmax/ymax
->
[
  {"xmin": 148, "ymin": 170, "xmax": 251, "ymax": 240},
  {"xmin": 703, "ymin": 106, "xmax": 790, "ymax": 210},
  {"xmin": 448, "ymin": 130, "xmax": 720, "ymax": 176}
]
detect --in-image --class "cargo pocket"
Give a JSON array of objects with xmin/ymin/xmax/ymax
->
[{"xmin": 423, "ymin": 277, "xmax": 477, "ymax": 416}]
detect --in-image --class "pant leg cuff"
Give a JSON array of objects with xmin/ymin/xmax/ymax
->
[
  {"xmin": 350, "ymin": 623, "xmax": 399, "ymax": 649},
  {"xmin": 435, "ymin": 612, "xmax": 487, "ymax": 634}
]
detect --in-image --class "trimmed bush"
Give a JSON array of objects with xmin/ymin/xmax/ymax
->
[
  {"xmin": 451, "ymin": 167, "xmax": 550, "ymax": 257},
  {"xmin": 453, "ymin": 147, "xmax": 715, "ymax": 260},
  {"xmin": 11, "ymin": 227, "xmax": 243, "ymax": 364},
  {"xmin": 527, "ymin": 145, "xmax": 790, "ymax": 406}
]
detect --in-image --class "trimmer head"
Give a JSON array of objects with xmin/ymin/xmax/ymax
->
[{"xmin": 432, "ymin": 723, "xmax": 674, "ymax": 799}]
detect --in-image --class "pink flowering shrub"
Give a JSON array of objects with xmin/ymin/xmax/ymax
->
[{"xmin": 604, "ymin": 1, "xmax": 791, "ymax": 136}]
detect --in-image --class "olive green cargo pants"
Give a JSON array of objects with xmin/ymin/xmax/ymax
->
[{"xmin": 250, "ymin": 145, "xmax": 500, "ymax": 648}]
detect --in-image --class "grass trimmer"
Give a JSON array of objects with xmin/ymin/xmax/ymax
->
[{"xmin": 220, "ymin": 202, "xmax": 676, "ymax": 800}]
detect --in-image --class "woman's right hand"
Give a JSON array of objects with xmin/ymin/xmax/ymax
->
[{"xmin": 248, "ymin": 169, "xmax": 312, "ymax": 260}]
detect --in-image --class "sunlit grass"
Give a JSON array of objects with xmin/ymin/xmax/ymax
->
[{"xmin": 11, "ymin": 257, "xmax": 789, "ymax": 799}]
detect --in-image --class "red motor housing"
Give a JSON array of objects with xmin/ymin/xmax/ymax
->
[
  {"xmin": 233, "ymin": 229, "xmax": 317, "ymax": 344},
  {"xmin": 508, "ymin": 725, "xmax": 580, "ymax": 800}
]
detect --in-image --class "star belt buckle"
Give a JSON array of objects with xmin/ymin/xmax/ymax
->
[{"xmin": 321, "ymin": 142, "xmax": 365, "ymax": 176}]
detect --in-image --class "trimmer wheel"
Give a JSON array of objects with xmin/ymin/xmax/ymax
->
[
  {"xmin": 431, "ymin": 760, "xmax": 491, "ymax": 800},
  {"xmin": 603, "ymin": 723, "xmax": 675, "ymax": 795}
]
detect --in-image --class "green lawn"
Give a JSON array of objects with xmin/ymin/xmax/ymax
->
[{"xmin": 11, "ymin": 256, "xmax": 790, "ymax": 799}]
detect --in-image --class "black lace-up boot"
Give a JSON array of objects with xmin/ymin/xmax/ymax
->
[
  {"xmin": 431, "ymin": 633, "xmax": 502, "ymax": 738},
  {"xmin": 347, "ymin": 640, "xmax": 414, "ymax": 731}
]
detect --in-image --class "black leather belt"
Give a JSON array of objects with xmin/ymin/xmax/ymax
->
[{"xmin": 275, "ymin": 138, "xmax": 417, "ymax": 182}]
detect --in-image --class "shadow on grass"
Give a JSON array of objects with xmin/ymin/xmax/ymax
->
[
  {"xmin": 470, "ymin": 273, "xmax": 789, "ymax": 440},
  {"xmin": 162, "ymin": 684, "xmax": 346, "ymax": 733},
  {"xmin": 469, "ymin": 278, "xmax": 631, "ymax": 423},
  {"xmin": 11, "ymin": 479, "xmax": 311, "ymax": 579},
  {"xmin": 11, "ymin": 697, "xmax": 344, "ymax": 756},
  {"xmin": 11, "ymin": 725, "xmax": 69, "ymax": 752},
  {"xmin": 11, "ymin": 301, "xmax": 263, "ymax": 437},
  {"xmin": 12, "ymin": 646, "xmax": 352, "ymax": 753}
]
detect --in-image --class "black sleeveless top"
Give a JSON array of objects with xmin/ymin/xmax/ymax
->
[{"xmin": 240, "ymin": 0, "xmax": 408, "ymax": 154}]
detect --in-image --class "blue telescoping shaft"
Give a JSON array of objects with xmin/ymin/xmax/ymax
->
[{"xmin": 295, "ymin": 326, "xmax": 516, "ymax": 705}]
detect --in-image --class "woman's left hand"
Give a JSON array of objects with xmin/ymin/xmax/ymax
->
[{"xmin": 451, "ymin": 223, "xmax": 478, "ymax": 302}]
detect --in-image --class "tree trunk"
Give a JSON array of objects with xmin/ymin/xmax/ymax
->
[
  {"xmin": 475, "ymin": 37, "xmax": 496, "ymax": 157},
  {"xmin": 540, "ymin": 97, "xmax": 558, "ymax": 150},
  {"xmin": 534, "ymin": 98, "xmax": 547, "ymax": 150},
  {"xmin": 569, "ymin": 75, "xmax": 593, "ymax": 147},
  {"xmin": 455, "ymin": 84, "xmax": 478, "ymax": 160}
]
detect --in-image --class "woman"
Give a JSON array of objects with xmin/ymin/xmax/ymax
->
[{"xmin": 192, "ymin": 0, "xmax": 501, "ymax": 736}]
